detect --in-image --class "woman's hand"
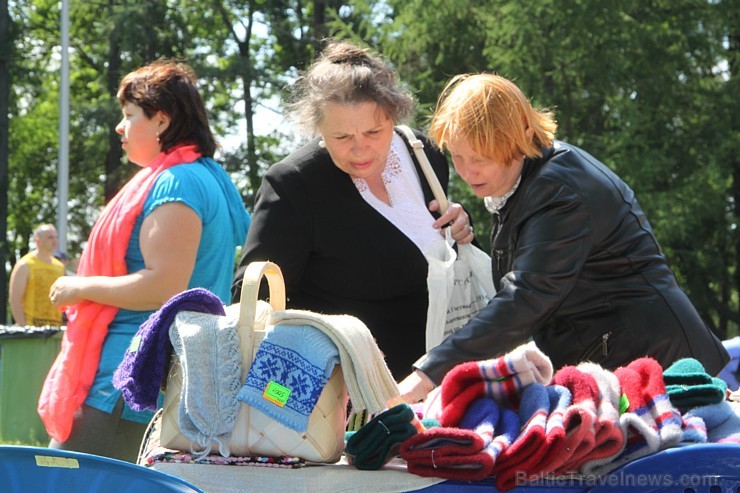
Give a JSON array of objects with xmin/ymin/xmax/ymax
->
[
  {"xmin": 49, "ymin": 276, "xmax": 89, "ymax": 309},
  {"xmin": 397, "ymin": 369, "xmax": 437, "ymax": 404},
  {"xmin": 430, "ymin": 200, "xmax": 475, "ymax": 245}
]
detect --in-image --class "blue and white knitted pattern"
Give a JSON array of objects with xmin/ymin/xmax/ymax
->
[{"xmin": 238, "ymin": 324, "xmax": 339, "ymax": 432}]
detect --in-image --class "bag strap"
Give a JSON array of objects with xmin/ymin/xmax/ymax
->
[
  {"xmin": 237, "ymin": 261, "xmax": 286, "ymax": 363},
  {"xmin": 396, "ymin": 125, "xmax": 449, "ymax": 214}
]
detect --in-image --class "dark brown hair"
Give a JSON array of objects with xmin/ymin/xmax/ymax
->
[{"xmin": 117, "ymin": 60, "xmax": 217, "ymax": 157}]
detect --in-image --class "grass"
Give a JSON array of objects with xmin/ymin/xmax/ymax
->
[{"xmin": 1, "ymin": 438, "xmax": 47, "ymax": 447}]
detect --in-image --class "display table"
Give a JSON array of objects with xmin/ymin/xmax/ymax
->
[
  {"xmin": 147, "ymin": 443, "xmax": 740, "ymax": 493},
  {"xmin": 151, "ymin": 457, "xmax": 442, "ymax": 493},
  {"xmin": 141, "ymin": 397, "xmax": 740, "ymax": 493}
]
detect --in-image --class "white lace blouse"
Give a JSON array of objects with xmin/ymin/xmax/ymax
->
[{"xmin": 352, "ymin": 133, "xmax": 441, "ymax": 255}]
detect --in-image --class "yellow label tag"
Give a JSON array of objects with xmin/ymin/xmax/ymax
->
[
  {"xmin": 129, "ymin": 334, "xmax": 142, "ymax": 353},
  {"xmin": 264, "ymin": 381, "xmax": 291, "ymax": 407},
  {"xmin": 35, "ymin": 455, "xmax": 80, "ymax": 469}
]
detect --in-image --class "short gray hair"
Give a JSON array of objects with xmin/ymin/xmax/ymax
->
[{"xmin": 288, "ymin": 41, "xmax": 415, "ymax": 136}]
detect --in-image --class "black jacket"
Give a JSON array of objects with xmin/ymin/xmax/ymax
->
[
  {"xmin": 232, "ymin": 129, "xmax": 449, "ymax": 379},
  {"xmin": 416, "ymin": 141, "xmax": 730, "ymax": 383}
]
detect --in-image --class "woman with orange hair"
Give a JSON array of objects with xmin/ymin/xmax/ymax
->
[{"xmin": 399, "ymin": 74, "xmax": 729, "ymax": 402}]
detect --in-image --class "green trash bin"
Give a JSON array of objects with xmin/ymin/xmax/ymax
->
[{"xmin": 0, "ymin": 326, "xmax": 63, "ymax": 444}]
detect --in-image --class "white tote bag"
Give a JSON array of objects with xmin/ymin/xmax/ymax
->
[
  {"xmin": 396, "ymin": 125, "xmax": 496, "ymax": 351},
  {"xmin": 425, "ymin": 229, "xmax": 495, "ymax": 350}
]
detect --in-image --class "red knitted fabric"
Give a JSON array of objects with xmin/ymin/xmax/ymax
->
[
  {"xmin": 550, "ymin": 366, "xmax": 598, "ymax": 474},
  {"xmin": 440, "ymin": 342, "xmax": 553, "ymax": 427}
]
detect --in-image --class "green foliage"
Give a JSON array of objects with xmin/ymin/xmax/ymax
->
[
  {"xmin": 4, "ymin": 0, "xmax": 739, "ymax": 338},
  {"xmin": 365, "ymin": 0, "xmax": 738, "ymax": 337}
]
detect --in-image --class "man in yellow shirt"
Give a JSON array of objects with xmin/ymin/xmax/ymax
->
[{"xmin": 9, "ymin": 224, "xmax": 65, "ymax": 326}]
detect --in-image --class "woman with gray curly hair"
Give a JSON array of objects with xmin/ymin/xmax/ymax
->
[{"xmin": 232, "ymin": 40, "xmax": 474, "ymax": 379}]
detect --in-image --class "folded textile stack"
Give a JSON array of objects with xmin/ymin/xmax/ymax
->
[
  {"xmin": 345, "ymin": 404, "xmax": 419, "ymax": 470},
  {"xmin": 662, "ymin": 357, "xmax": 734, "ymax": 446},
  {"xmin": 401, "ymin": 352, "xmax": 736, "ymax": 488},
  {"xmin": 439, "ymin": 341, "xmax": 553, "ymax": 427},
  {"xmin": 585, "ymin": 357, "xmax": 682, "ymax": 475},
  {"xmin": 664, "ymin": 358, "xmax": 728, "ymax": 411},
  {"xmin": 577, "ymin": 362, "xmax": 626, "ymax": 474},
  {"xmin": 491, "ymin": 383, "xmax": 571, "ymax": 491},
  {"xmin": 400, "ymin": 397, "xmax": 520, "ymax": 481}
]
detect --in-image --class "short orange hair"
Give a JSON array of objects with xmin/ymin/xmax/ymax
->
[{"xmin": 429, "ymin": 74, "xmax": 557, "ymax": 165}]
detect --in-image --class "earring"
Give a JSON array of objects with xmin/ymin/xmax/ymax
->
[
  {"xmin": 318, "ymin": 139, "xmax": 326, "ymax": 149},
  {"xmin": 156, "ymin": 132, "xmax": 161, "ymax": 143}
]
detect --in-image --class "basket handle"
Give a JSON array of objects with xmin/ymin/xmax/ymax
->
[
  {"xmin": 238, "ymin": 261, "xmax": 286, "ymax": 327},
  {"xmin": 237, "ymin": 262, "xmax": 286, "ymax": 365}
]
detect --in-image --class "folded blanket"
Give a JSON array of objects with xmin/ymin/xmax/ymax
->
[
  {"xmin": 238, "ymin": 324, "xmax": 339, "ymax": 432},
  {"xmin": 113, "ymin": 288, "xmax": 226, "ymax": 411}
]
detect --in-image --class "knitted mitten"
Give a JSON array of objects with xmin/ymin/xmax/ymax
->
[
  {"xmin": 493, "ymin": 383, "xmax": 560, "ymax": 491},
  {"xmin": 345, "ymin": 404, "xmax": 419, "ymax": 470},
  {"xmin": 507, "ymin": 384, "xmax": 571, "ymax": 485},
  {"xmin": 663, "ymin": 358, "xmax": 728, "ymax": 411},
  {"xmin": 400, "ymin": 398, "xmax": 520, "ymax": 482},
  {"xmin": 576, "ymin": 362, "xmax": 626, "ymax": 474},
  {"xmin": 685, "ymin": 400, "xmax": 740, "ymax": 444},
  {"xmin": 631, "ymin": 358, "xmax": 683, "ymax": 449},
  {"xmin": 678, "ymin": 414, "xmax": 708, "ymax": 445},
  {"xmin": 551, "ymin": 366, "xmax": 599, "ymax": 474},
  {"xmin": 440, "ymin": 342, "xmax": 553, "ymax": 427}
]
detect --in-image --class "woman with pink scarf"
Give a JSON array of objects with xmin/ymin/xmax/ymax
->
[{"xmin": 40, "ymin": 60, "xmax": 250, "ymax": 462}]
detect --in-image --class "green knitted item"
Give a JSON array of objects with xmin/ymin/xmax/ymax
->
[
  {"xmin": 663, "ymin": 358, "xmax": 727, "ymax": 410},
  {"xmin": 345, "ymin": 404, "xmax": 419, "ymax": 470}
]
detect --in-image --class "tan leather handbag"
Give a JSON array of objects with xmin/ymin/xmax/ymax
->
[{"xmin": 160, "ymin": 261, "xmax": 349, "ymax": 463}]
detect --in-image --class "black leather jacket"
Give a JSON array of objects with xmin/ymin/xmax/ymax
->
[{"xmin": 416, "ymin": 141, "xmax": 730, "ymax": 384}]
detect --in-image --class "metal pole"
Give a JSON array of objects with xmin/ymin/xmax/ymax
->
[{"xmin": 56, "ymin": 0, "xmax": 69, "ymax": 253}]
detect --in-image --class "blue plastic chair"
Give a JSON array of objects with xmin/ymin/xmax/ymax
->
[{"xmin": 0, "ymin": 446, "xmax": 204, "ymax": 493}]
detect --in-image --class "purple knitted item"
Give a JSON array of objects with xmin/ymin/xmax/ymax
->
[{"xmin": 113, "ymin": 288, "xmax": 226, "ymax": 411}]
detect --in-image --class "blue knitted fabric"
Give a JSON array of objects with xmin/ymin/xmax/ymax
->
[{"xmin": 238, "ymin": 324, "xmax": 339, "ymax": 432}]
